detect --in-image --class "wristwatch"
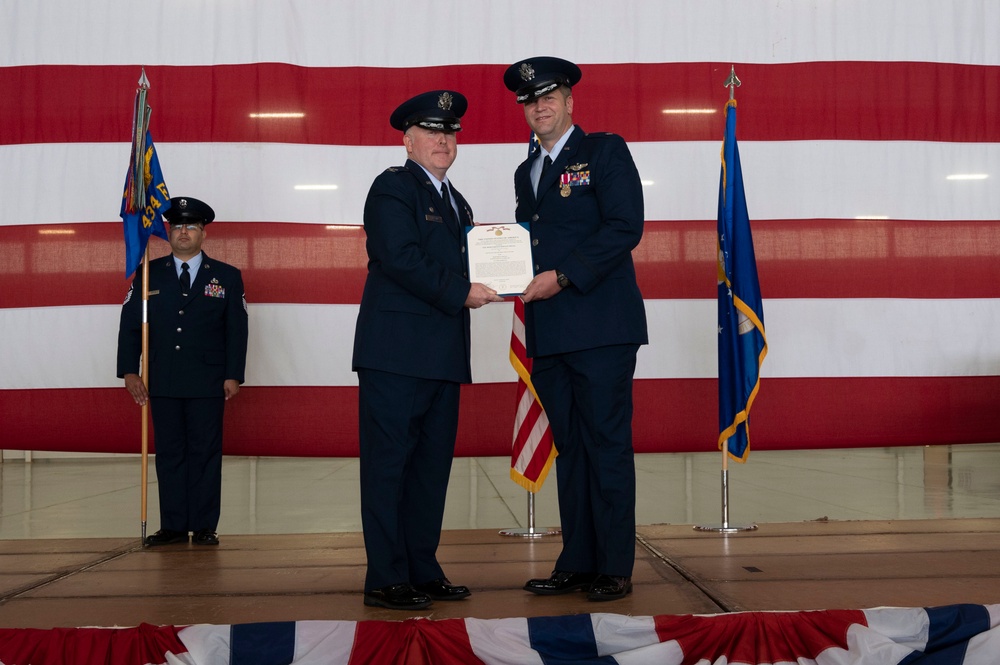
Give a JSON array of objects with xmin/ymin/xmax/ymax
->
[{"xmin": 555, "ymin": 270, "xmax": 571, "ymax": 289}]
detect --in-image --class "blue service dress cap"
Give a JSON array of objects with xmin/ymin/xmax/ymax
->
[
  {"xmin": 164, "ymin": 197, "xmax": 215, "ymax": 225},
  {"xmin": 389, "ymin": 90, "xmax": 468, "ymax": 132},
  {"xmin": 504, "ymin": 56, "xmax": 582, "ymax": 104}
]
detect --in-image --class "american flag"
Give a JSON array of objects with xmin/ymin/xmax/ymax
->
[
  {"xmin": 2, "ymin": 604, "xmax": 1000, "ymax": 664},
  {"xmin": 509, "ymin": 297, "xmax": 556, "ymax": 491},
  {"xmin": 1, "ymin": 2, "xmax": 999, "ymax": 458}
]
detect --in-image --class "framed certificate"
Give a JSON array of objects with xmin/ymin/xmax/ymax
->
[{"xmin": 466, "ymin": 223, "xmax": 534, "ymax": 296}]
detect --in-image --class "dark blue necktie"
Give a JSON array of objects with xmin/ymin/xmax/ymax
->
[
  {"xmin": 441, "ymin": 183, "xmax": 457, "ymax": 226},
  {"xmin": 180, "ymin": 262, "xmax": 190, "ymax": 294}
]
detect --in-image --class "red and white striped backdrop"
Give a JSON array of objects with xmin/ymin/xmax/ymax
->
[{"xmin": 2, "ymin": 1, "xmax": 999, "ymax": 457}]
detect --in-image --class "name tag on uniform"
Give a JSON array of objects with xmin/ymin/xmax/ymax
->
[
  {"xmin": 148, "ymin": 290, "xmax": 160, "ymax": 296},
  {"xmin": 425, "ymin": 214, "xmax": 444, "ymax": 223}
]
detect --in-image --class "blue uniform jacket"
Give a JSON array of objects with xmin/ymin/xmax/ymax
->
[
  {"xmin": 117, "ymin": 252, "xmax": 249, "ymax": 398},
  {"xmin": 515, "ymin": 125, "xmax": 648, "ymax": 357},
  {"xmin": 352, "ymin": 159, "xmax": 474, "ymax": 383}
]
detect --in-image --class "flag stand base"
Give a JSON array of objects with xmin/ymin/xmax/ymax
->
[
  {"xmin": 499, "ymin": 491, "xmax": 561, "ymax": 538},
  {"xmin": 694, "ymin": 468, "xmax": 758, "ymax": 533},
  {"xmin": 693, "ymin": 523, "xmax": 757, "ymax": 533},
  {"xmin": 499, "ymin": 526, "xmax": 562, "ymax": 538}
]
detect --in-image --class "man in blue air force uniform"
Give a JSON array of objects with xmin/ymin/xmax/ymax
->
[
  {"xmin": 352, "ymin": 90, "xmax": 503, "ymax": 610},
  {"xmin": 505, "ymin": 57, "xmax": 648, "ymax": 601},
  {"xmin": 117, "ymin": 197, "xmax": 248, "ymax": 547}
]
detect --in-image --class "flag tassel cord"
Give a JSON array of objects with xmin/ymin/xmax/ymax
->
[{"xmin": 695, "ymin": 65, "xmax": 757, "ymax": 534}]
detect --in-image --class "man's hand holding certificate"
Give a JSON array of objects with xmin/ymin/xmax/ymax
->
[{"xmin": 466, "ymin": 223, "xmax": 534, "ymax": 296}]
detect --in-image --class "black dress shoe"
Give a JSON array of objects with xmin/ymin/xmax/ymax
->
[
  {"xmin": 413, "ymin": 577, "xmax": 471, "ymax": 601},
  {"xmin": 524, "ymin": 570, "xmax": 598, "ymax": 595},
  {"xmin": 363, "ymin": 584, "xmax": 432, "ymax": 610},
  {"xmin": 586, "ymin": 574, "xmax": 632, "ymax": 601},
  {"xmin": 192, "ymin": 530, "xmax": 219, "ymax": 546},
  {"xmin": 144, "ymin": 529, "xmax": 188, "ymax": 547}
]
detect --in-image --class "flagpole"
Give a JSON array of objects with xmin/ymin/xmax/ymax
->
[
  {"xmin": 127, "ymin": 68, "xmax": 154, "ymax": 546},
  {"xmin": 695, "ymin": 66, "xmax": 757, "ymax": 534},
  {"xmin": 140, "ymin": 245, "xmax": 150, "ymax": 544},
  {"xmin": 498, "ymin": 491, "xmax": 560, "ymax": 538}
]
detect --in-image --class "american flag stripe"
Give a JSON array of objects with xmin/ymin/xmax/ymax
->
[
  {"xmin": 3, "ymin": 1, "xmax": 995, "ymax": 67},
  {"xmin": 3, "ymin": 62, "xmax": 998, "ymax": 146},
  {"xmin": 3, "ymin": 377, "xmax": 998, "ymax": 457},
  {"xmin": 5, "ymin": 297, "xmax": 998, "ymax": 389},
  {"xmin": 3, "ymin": 142, "xmax": 999, "ymax": 227},
  {"xmin": 2, "ymin": 220, "xmax": 998, "ymax": 308},
  {"xmin": 2, "ymin": 1, "xmax": 998, "ymax": 459}
]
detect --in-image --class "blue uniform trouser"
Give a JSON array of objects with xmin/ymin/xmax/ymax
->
[
  {"xmin": 357, "ymin": 368, "xmax": 459, "ymax": 592},
  {"xmin": 530, "ymin": 344, "xmax": 639, "ymax": 577},
  {"xmin": 150, "ymin": 396, "xmax": 225, "ymax": 533}
]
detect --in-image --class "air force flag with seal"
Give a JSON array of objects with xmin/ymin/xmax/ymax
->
[{"xmin": 717, "ymin": 100, "xmax": 767, "ymax": 462}]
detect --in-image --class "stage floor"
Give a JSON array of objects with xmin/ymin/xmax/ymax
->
[
  {"xmin": 2, "ymin": 519, "xmax": 1000, "ymax": 628},
  {"xmin": 1, "ymin": 444, "xmax": 999, "ymax": 628}
]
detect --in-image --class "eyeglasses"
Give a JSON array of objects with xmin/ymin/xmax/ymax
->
[{"xmin": 169, "ymin": 223, "xmax": 203, "ymax": 232}]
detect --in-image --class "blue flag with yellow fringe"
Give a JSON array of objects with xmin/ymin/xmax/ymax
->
[
  {"xmin": 717, "ymin": 100, "xmax": 767, "ymax": 462},
  {"xmin": 120, "ymin": 129, "xmax": 170, "ymax": 278}
]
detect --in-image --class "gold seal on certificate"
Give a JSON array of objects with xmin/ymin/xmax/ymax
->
[{"xmin": 466, "ymin": 223, "xmax": 534, "ymax": 296}]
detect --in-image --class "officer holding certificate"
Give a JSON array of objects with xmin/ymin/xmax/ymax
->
[
  {"xmin": 352, "ymin": 90, "xmax": 502, "ymax": 610},
  {"xmin": 505, "ymin": 57, "xmax": 648, "ymax": 601}
]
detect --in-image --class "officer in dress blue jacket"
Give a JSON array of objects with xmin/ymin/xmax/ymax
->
[
  {"xmin": 504, "ymin": 57, "xmax": 649, "ymax": 601},
  {"xmin": 117, "ymin": 197, "xmax": 248, "ymax": 547},
  {"xmin": 352, "ymin": 90, "xmax": 503, "ymax": 610}
]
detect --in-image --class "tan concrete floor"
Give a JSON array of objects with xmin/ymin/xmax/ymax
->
[{"xmin": 2, "ymin": 518, "xmax": 999, "ymax": 629}]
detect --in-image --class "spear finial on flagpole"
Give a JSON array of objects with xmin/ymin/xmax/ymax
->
[
  {"xmin": 128, "ymin": 69, "xmax": 153, "ymax": 214},
  {"xmin": 725, "ymin": 65, "xmax": 741, "ymax": 101}
]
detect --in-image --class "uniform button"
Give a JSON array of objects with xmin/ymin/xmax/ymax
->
[
  {"xmin": 461, "ymin": 246, "xmax": 466, "ymax": 253},
  {"xmin": 176, "ymin": 328, "xmax": 182, "ymax": 333},
  {"xmin": 175, "ymin": 345, "xmax": 181, "ymax": 351},
  {"xmin": 532, "ymin": 239, "xmax": 539, "ymax": 246},
  {"xmin": 534, "ymin": 264, "xmax": 540, "ymax": 271},
  {"xmin": 532, "ymin": 214, "xmax": 539, "ymax": 222},
  {"xmin": 179, "ymin": 310, "xmax": 184, "ymax": 315}
]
